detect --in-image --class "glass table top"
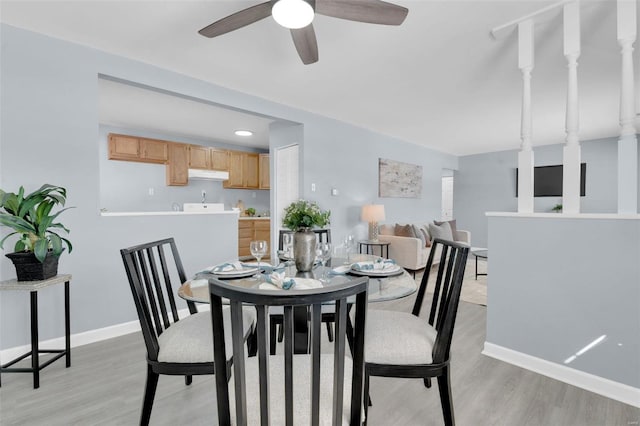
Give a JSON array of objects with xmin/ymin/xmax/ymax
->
[{"xmin": 178, "ymin": 254, "xmax": 417, "ymax": 304}]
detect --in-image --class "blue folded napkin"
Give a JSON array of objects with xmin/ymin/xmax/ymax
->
[
  {"xmin": 209, "ymin": 261, "xmax": 243, "ymax": 273},
  {"xmin": 264, "ymin": 271, "xmax": 295, "ymax": 290}
]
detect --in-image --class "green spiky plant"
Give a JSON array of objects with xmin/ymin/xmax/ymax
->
[{"xmin": 0, "ymin": 184, "xmax": 73, "ymax": 262}]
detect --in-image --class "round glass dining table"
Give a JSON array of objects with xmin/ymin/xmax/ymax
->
[
  {"xmin": 178, "ymin": 254, "xmax": 417, "ymax": 304},
  {"xmin": 178, "ymin": 254, "xmax": 417, "ymax": 354}
]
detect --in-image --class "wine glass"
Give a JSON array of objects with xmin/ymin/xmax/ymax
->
[
  {"xmin": 316, "ymin": 242, "xmax": 332, "ymax": 281},
  {"xmin": 250, "ymin": 240, "xmax": 268, "ymax": 276},
  {"xmin": 282, "ymin": 233, "xmax": 294, "ymax": 262},
  {"xmin": 344, "ymin": 234, "xmax": 357, "ymax": 263}
]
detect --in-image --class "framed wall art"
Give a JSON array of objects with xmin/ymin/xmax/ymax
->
[{"xmin": 378, "ymin": 158, "xmax": 422, "ymax": 198}]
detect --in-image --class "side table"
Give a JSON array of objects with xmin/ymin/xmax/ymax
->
[
  {"xmin": 358, "ymin": 240, "xmax": 390, "ymax": 259},
  {"xmin": 0, "ymin": 274, "xmax": 71, "ymax": 389}
]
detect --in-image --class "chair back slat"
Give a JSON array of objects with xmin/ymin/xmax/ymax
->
[
  {"xmin": 411, "ymin": 243, "xmax": 439, "ymax": 317},
  {"xmin": 309, "ymin": 304, "xmax": 322, "ymax": 426},
  {"xmin": 211, "ymin": 294, "xmax": 232, "ymax": 424},
  {"xmin": 332, "ymin": 298, "xmax": 348, "ymax": 426},
  {"xmin": 350, "ymin": 291, "xmax": 367, "ymax": 425},
  {"xmin": 230, "ymin": 300, "xmax": 249, "ymax": 426},
  {"xmin": 255, "ymin": 305, "xmax": 270, "ymax": 426},
  {"xmin": 427, "ymin": 245, "xmax": 449, "ymax": 325},
  {"xmin": 425, "ymin": 240, "xmax": 469, "ymax": 364},
  {"xmin": 120, "ymin": 238, "xmax": 189, "ymax": 362},
  {"xmin": 283, "ymin": 305, "xmax": 295, "ymax": 426},
  {"xmin": 209, "ymin": 276, "xmax": 368, "ymax": 426},
  {"xmin": 136, "ymin": 251, "xmax": 164, "ymax": 336},
  {"xmin": 435, "ymin": 249, "xmax": 457, "ymax": 330},
  {"xmin": 156, "ymin": 245, "xmax": 179, "ymax": 322},
  {"xmin": 145, "ymin": 247, "xmax": 171, "ymax": 329}
]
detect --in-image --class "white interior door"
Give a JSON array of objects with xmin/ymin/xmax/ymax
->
[
  {"xmin": 441, "ymin": 175, "xmax": 454, "ymax": 221},
  {"xmin": 273, "ymin": 144, "xmax": 299, "ymax": 258}
]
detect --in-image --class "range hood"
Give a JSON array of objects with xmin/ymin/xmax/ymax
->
[{"xmin": 188, "ymin": 169, "xmax": 229, "ymax": 181}]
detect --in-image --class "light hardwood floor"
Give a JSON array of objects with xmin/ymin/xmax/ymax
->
[{"xmin": 1, "ymin": 294, "xmax": 638, "ymax": 425}]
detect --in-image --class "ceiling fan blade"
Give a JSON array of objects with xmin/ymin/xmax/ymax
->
[
  {"xmin": 199, "ymin": 1, "xmax": 273, "ymax": 38},
  {"xmin": 291, "ymin": 24, "xmax": 319, "ymax": 65},
  {"xmin": 316, "ymin": 0, "xmax": 408, "ymax": 25}
]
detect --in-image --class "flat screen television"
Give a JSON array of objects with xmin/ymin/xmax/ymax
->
[{"xmin": 516, "ymin": 163, "xmax": 586, "ymax": 197}]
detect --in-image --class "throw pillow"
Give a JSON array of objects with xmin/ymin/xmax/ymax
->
[
  {"xmin": 428, "ymin": 221, "xmax": 454, "ymax": 242},
  {"xmin": 394, "ymin": 224, "xmax": 416, "ymax": 238},
  {"xmin": 434, "ymin": 219, "xmax": 458, "ymax": 240},
  {"xmin": 412, "ymin": 224, "xmax": 427, "ymax": 247},
  {"xmin": 419, "ymin": 228, "xmax": 432, "ymax": 247},
  {"xmin": 379, "ymin": 224, "xmax": 394, "ymax": 236}
]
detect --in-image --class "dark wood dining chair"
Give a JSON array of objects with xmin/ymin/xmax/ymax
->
[
  {"xmin": 272, "ymin": 229, "xmax": 334, "ymax": 353},
  {"xmin": 363, "ymin": 238, "xmax": 469, "ymax": 426},
  {"xmin": 209, "ymin": 275, "xmax": 368, "ymax": 425},
  {"xmin": 120, "ymin": 238, "xmax": 256, "ymax": 426}
]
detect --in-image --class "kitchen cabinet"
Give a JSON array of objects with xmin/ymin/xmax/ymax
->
[
  {"xmin": 189, "ymin": 146, "xmax": 229, "ymax": 171},
  {"xmin": 108, "ymin": 134, "xmax": 167, "ymax": 164},
  {"xmin": 210, "ymin": 148, "xmax": 229, "ymax": 171},
  {"xmin": 166, "ymin": 143, "xmax": 189, "ymax": 186},
  {"xmin": 189, "ymin": 145, "xmax": 210, "ymax": 169},
  {"xmin": 238, "ymin": 218, "xmax": 270, "ymax": 258},
  {"xmin": 224, "ymin": 151, "xmax": 260, "ymax": 189},
  {"xmin": 259, "ymin": 154, "xmax": 270, "ymax": 189}
]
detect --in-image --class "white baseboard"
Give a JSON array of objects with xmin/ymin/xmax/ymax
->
[
  {"xmin": 482, "ymin": 342, "xmax": 640, "ymax": 408},
  {"xmin": 0, "ymin": 306, "xmax": 205, "ymax": 363}
]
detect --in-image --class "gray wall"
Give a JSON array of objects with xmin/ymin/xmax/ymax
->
[
  {"xmin": 0, "ymin": 24, "xmax": 456, "ymax": 350},
  {"xmin": 99, "ymin": 125, "xmax": 270, "ymax": 214},
  {"xmin": 455, "ymin": 137, "xmax": 639, "ymax": 248},
  {"xmin": 487, "ymin": 215, "xmax": 640, "ymax": 388}
]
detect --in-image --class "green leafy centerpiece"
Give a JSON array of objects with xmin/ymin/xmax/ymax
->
[
  {"xmin": 0, "ymin": 184, "xmax": 73, "ymax": 281},
  {"xmin": 282, "ymin": 200, "xmax": 330, "ymax": 272}
]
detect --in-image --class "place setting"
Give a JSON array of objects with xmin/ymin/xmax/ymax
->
[{"xmin": 330, "ymin": 257, "xmax": 403, "ymax": 278}]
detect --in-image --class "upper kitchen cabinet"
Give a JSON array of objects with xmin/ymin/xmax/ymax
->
[
  {"xmin": 210, "ymin": 148, "xmax": 229, "ymax": 171},
  {"xmin": 108, "ymin": 133, "xmax": 167, "ymax": 164},
  {"xmin": 189, "ymin": 145, "xmax": 210, "ymax": 169},
  {"xmin": 189, "ymin": 146, "xmax": 229, "ymax": 171},
  {"xmin": 259, "ymin": 154, "xmax": 270, "ymax": 189},
  {"xmin": 166, "ymin": 143, "xmax": 189, "ymax": 186},
  {"xmin": 224, "ymin": 151, "xmax": 261, "ymax": 189}
]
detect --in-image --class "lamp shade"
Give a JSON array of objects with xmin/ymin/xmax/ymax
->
[
  {"xmin": 361, "ymin": 204, "xmax": 385, "ymax": 222},
  {"xmin": 272, "ymin": 0, "xmax": 314, "ymax": 29}
]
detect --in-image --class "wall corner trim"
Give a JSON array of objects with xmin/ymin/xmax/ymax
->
[{"xmin": 482, "ymin": 342, "xmax": 640, "ymax": 408}]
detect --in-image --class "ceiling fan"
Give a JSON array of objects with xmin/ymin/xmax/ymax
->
[{"xmin": 198, "ymin": 0, "xmax": 408, "ymax": 65}]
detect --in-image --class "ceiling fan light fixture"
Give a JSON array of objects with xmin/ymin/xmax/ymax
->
[{"xmin": 272, "ymin": 0, "xmax": 314, "ymax": 29}]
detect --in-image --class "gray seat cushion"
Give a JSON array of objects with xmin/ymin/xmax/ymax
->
[
  {"xmin": 365, "ymin": 310, "xmax": 436, "ymax": 365},
  {"xmin": 228, "ymin": 354, "xmax": 360, "ymax": 425},
  {"xmin": 157, "ymin": 308, "xmax": 256, "ymax": 363}
]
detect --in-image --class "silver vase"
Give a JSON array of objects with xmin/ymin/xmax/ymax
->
[{"xmin": 294, "ymin": 228, "xmax": 316, "ymax": 272}]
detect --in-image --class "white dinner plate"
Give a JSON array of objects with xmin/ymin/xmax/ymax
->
[
  {"xmin": 208, "ymin": 267, "xmax": 259, "ymax": 279},
  {"xmin": 349, "ymin": 264, "xmax": 403, "ymax": 277}
]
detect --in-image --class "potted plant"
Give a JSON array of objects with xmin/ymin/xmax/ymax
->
[
  {"xmin": 551, "ymin": 203, "xmax": 563, "ymax": 213},
  {"xmin": 282, "ymin": 200, "xmax": 330, "ymax": 272},
  {"xmin": 245, "ymin": 207, "xmax": 256, "ymax": 217},
  {"xmin": 0, "ymin": 184, "xmax": 73, "ymax": 281}
]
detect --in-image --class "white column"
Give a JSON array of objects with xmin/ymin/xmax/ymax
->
[
  {"xmin": 562, "ymin": 1, "xmax": 581, "ymax": 214},
  {"xmin": 518, "ymin": 20, "xmax": 535, "ymax": 213},
  {"xmin": 617, "ymin": 0, "xmax": 638, "ymax": 214}
]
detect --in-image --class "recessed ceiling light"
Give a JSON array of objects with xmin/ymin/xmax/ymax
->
[{"xmin": 234, "ymin": 130, "xmax": 253, "ymax": 137}]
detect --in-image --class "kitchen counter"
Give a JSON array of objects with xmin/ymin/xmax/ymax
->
[
  {"xmin": 100, "ymin": 210, "xmax": 240, "ymax": 217},
  {"xmin": 238, "ymin": 216, "xmax": 270, "ymax": 220}
]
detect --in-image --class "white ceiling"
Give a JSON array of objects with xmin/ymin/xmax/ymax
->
[
  {"xmin": 1, "ymin": 0, "xmax": 638, "ymax": 156},
  {"xmin": 98, "ymin": 78, "xmax": 274, "ymax": 148}
]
